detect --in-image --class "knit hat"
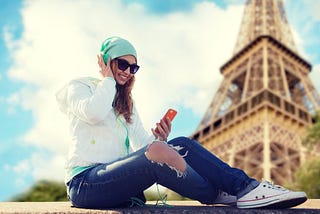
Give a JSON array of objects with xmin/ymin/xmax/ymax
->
[{"xmin": 100, "ymin": 36, "xmax": 137, "ymax": 64}]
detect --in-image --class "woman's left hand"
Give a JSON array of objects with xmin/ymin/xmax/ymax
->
[
  {"xmin": 151, "ymin": 117, "xmax": 171, "ymax": 141},
  {"xmin": 97, "ymin": 53, "xmax": 113, "ymax": 78}
]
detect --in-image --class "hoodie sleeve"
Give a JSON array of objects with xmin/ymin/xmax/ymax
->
[{"xmin": 57, "ymin": 77, "xmax": 116, "ymax": 124}]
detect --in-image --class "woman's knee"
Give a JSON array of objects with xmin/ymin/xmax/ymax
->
[
  {"xmin": 168, "ymin": 136, "xmax": 192, "ymax": 146},
  {"xmin": 145, "ymin": 141, "xmax": 186, "ymax": 172}
]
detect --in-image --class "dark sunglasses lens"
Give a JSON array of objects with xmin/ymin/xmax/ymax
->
[
  {"xmin": 130, "ymin": 65, "xmax": 140, "ymax": 74},
  {"xmin": 117, "ymin": 59, "xmax": 130, "ymax": 71}
]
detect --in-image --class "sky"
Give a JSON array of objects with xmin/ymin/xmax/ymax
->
[{"xmin": 0, "ymin": 0, "xmax": 319, "ymax": 201}]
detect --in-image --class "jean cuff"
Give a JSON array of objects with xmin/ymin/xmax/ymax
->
[{"xmin": 237, "ymin": 180, "xmax": 260, "ymax": 199}]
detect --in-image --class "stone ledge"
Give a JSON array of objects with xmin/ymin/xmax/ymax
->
[{"xmin": 0, "ymin": 200, "xmax": 319, "ymax": 214}]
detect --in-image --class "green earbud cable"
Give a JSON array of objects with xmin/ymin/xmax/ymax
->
[{"xmin": 116, "ymin": 114, "xmax": 130, "ymax": 156}]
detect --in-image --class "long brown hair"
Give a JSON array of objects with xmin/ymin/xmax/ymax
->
[{"xmin": 111, "ymin": 63, "xmax": 135, "ymax": 124}]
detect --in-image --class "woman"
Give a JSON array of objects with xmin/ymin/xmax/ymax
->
[{"xmin": 56, "ymin": 36, "xmax": 307, "ymax": 209}]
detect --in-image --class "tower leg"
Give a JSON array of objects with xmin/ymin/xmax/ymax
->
[{"xmin": 263, "ymin": 110, "xmax": 271, "ymax": 181}]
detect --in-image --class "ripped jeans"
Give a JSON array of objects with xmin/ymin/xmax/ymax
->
[{"xmin": 67, "ymin": 137, "xmax": 258, "ymax": 208}]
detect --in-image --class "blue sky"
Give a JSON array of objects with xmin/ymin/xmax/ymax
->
[{"xmin": 0, "ymin": 0, "xmax": 319, "ymax": 201}]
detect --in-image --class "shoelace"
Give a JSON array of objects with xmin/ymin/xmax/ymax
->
[
  {"xmin": 129, "ymin": 197, "xmax": 145, "ymax": 207},
  {"xmin": 129, "ymin": 184, "xmax": 174, "ymax": 208},
  {"xmin": 155, "ymin": 184, "xmax": 174, "ymax": 208},
  {"xmin": 262, "ymin": 179, "xmax": 287, "ymax": 191}
]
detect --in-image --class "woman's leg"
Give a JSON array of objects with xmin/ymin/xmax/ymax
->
[
  {"xmin": 166, "ymin": 137, "xmax": 308, "ymax": 209},
  {"xmin": 68, "ymin": 144, "xmax": 219, "ymax": 208},
  {"xmin": 167, "ymin": 137, "xmax": 259, "ymax": 197}
]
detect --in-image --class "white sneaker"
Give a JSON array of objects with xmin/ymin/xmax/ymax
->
[
  {"xmin": 213, "ymin": 190, "xmax": 237, "ymax": 206},
  {"xmin": 237, "ymin": 180, "xmax": 307, "ymax": 209}
]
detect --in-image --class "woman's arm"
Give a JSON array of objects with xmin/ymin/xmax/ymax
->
[
  {"xmin": 66, "ymin": 78, "xmax": 116, "ymax": 124},
  {"xmin": 63, "ymin": 54, "xmax": 116, "ymax": 124},
  {"xmin": 130, "ymin": 106, "xmax": 172, "ymax": 150},
  {"xmin": 129, "ymin": 106, "xmax": 155, "ymax": 150}
]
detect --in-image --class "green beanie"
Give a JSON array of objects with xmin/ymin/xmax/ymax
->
[{"xmin": 100, "ymin": 36, "xmax": 137, "ymax": 64}]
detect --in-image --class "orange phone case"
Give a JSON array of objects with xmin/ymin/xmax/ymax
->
[
  {"xmin": 162, "ymin": 108, "xmax": 177, "ymax": 121},
  {"xmin": 155, "ymin": 109, "xmax": 177, "ymax": 133}
]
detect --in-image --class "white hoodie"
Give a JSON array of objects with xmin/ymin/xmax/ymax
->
[{"xmin": 56, "ymin": 77, "xmax": 154, "ymax": 173}]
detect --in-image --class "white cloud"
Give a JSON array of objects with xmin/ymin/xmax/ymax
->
[
  {"xmin": 29, "ymin": 153, "xmax": 66, "ymax": 180},
  {"xmin": 8, "ymin": 153, "xmax": 65, "ymax": 186},
  {"xmin": 11, "ymin": 158, "xmax": 36, "ymax": 189},
  {"xmin": 13, "ymin": 159, "xmax": 30, "ymax": 175},
  {"xmin": 5, "ymin": 92, "xmax": 21, "ymax": 114},
  {"xmin": 15, "ymin": 178, "xmax": 27, "ymax": 188},
  {"xmin": 310, "ymin": 64, "xmax": 320, "ymax": 92},
  {"xmin": 303, "ymin": 0, "xmax": 320, "ymax": 21},
  {"xmin": 3, "ymin": 164, "xmax": 11, "ymax": 171},
  {"xmin": 286, "ymin": 1, "xmax": 320, "ymax": 56},
  {"xmin": 286, "ymin": 0, "xmax": 320, "ymax": 97},
  {"xmin": 6, "ymin": 93, "xmax": 20, "ymax": 105}
]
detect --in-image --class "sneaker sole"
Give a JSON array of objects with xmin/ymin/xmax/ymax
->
[
  {"xmin": 237, "ymin": 196, "xmax": 307, "ymax": 209},
  {"xmin": 262, "ymin": 196, "xmax": 307, "ymax": 209}
]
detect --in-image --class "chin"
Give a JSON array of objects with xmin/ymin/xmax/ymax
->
[
  {"xmin": 115, "ymin": 80, "xmax": 127, "ymax": 85},
  {"xmin": 115, "ymin": 75, "xmax": 131, "ymax": 86}
]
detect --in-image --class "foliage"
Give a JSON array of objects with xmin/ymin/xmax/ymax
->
[
  {"xmin": 302, "ymin": 112, "xmax": 320, "ymax": 149},
  {"xmin": 11, "ymin": 180, "xmax": 68, "ymax": 202},
  {"xmin": 292, "ymin": 157, "xmax": 320, "ymax": 198},
  {"xmin": 289, "ymin": 112, "xmax": 320, "ymax": 198}
]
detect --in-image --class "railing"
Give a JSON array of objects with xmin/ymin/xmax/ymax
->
[{"xmin": 191, "ymin": 89, "xmax": 312, "ymax": 141}]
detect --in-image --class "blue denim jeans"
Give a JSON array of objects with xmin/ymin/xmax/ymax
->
[{"xmin": 67, "ymin": 137, "xmax": 258, "ymax": 208}]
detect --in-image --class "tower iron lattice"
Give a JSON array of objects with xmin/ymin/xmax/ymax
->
[{"xmin": 190, "ymin": 0, "xmax": 320, "ymax": 185}]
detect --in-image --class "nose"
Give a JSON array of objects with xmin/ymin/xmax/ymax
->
[
  {"xmin": 123, "ymin": 67, "xmax": 131, "ymax": 75},
  {"xmin": 122, "ymin": 66, "xmax": 131, "ymax": 75}
]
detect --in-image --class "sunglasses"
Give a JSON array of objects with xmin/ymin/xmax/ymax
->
[{"xmin": 114, "ymin": 58, "xmax": 140, "ymax": 74}]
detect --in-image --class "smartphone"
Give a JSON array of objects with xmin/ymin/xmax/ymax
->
[
  {"xmin": 162, "ymin": 108, "xmax": 177, "ymax": 121},
  {"xmin": 155, "ymin": 109, "xmax": 177, "ymax": 133}
]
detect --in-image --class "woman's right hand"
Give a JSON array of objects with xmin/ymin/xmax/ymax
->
[{"xmin": 97, "ymin": 53, "xmax": 113, "ymax": 78}]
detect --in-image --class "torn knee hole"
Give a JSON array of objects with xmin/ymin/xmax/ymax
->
[{"xmin": 145, "ymin": 141, "xmax": 187, "ymax": 173}]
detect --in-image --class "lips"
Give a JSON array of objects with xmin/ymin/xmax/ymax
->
[
  {"xmin": 119, "ymin": 74, "xmax": 129, "ymax": 81},
  {"xmin": 116, "ymin": 72, "xmax": 131, "ymax": 83}
]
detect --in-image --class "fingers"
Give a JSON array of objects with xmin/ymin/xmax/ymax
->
[
  {"xmin": 97, "ymin": 53, "xmax": 105, "ymax": 68},
  {"xmin": 161, "ymin": 118, "xmax": 171, "ymax": 134},
  {"xmin": 152, "ymin": 118, "xmax": 171, "ymax": 141},
  {"xmin": 151, "ymin": 128, "xmax": 160, "ymax": 139},
  {"xmin": 97, "ymin": 54, "xmax": 113, "ymax": 78},
  {"xmin": 97, "ymin": 54, "xmax": 105, "ymax": 75}
]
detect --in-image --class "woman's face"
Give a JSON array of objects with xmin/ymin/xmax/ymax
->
[{"xmin": 111, "ymin": 55, "xmax": 136, "ymax": 85}]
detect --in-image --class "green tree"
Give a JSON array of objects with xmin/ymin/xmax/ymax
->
[
  {"xmin": 293, "ymin": 157, "xmax": 320, "ymax": 198},
  {"xmin": 302, "ymin": 112, "xmax": 320, "ymax": 149},
  {"xmin": 11, "ymin": 180, "xmax": 68, "ymax": 202},
  {"xmin": 291, "ymin": 111, "xmax": 320, "ymax": 198}
]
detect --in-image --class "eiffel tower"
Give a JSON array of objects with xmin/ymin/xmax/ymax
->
[{"xmin": 190, "ymin": 0, "xmax": 320, "ymax": 185}]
